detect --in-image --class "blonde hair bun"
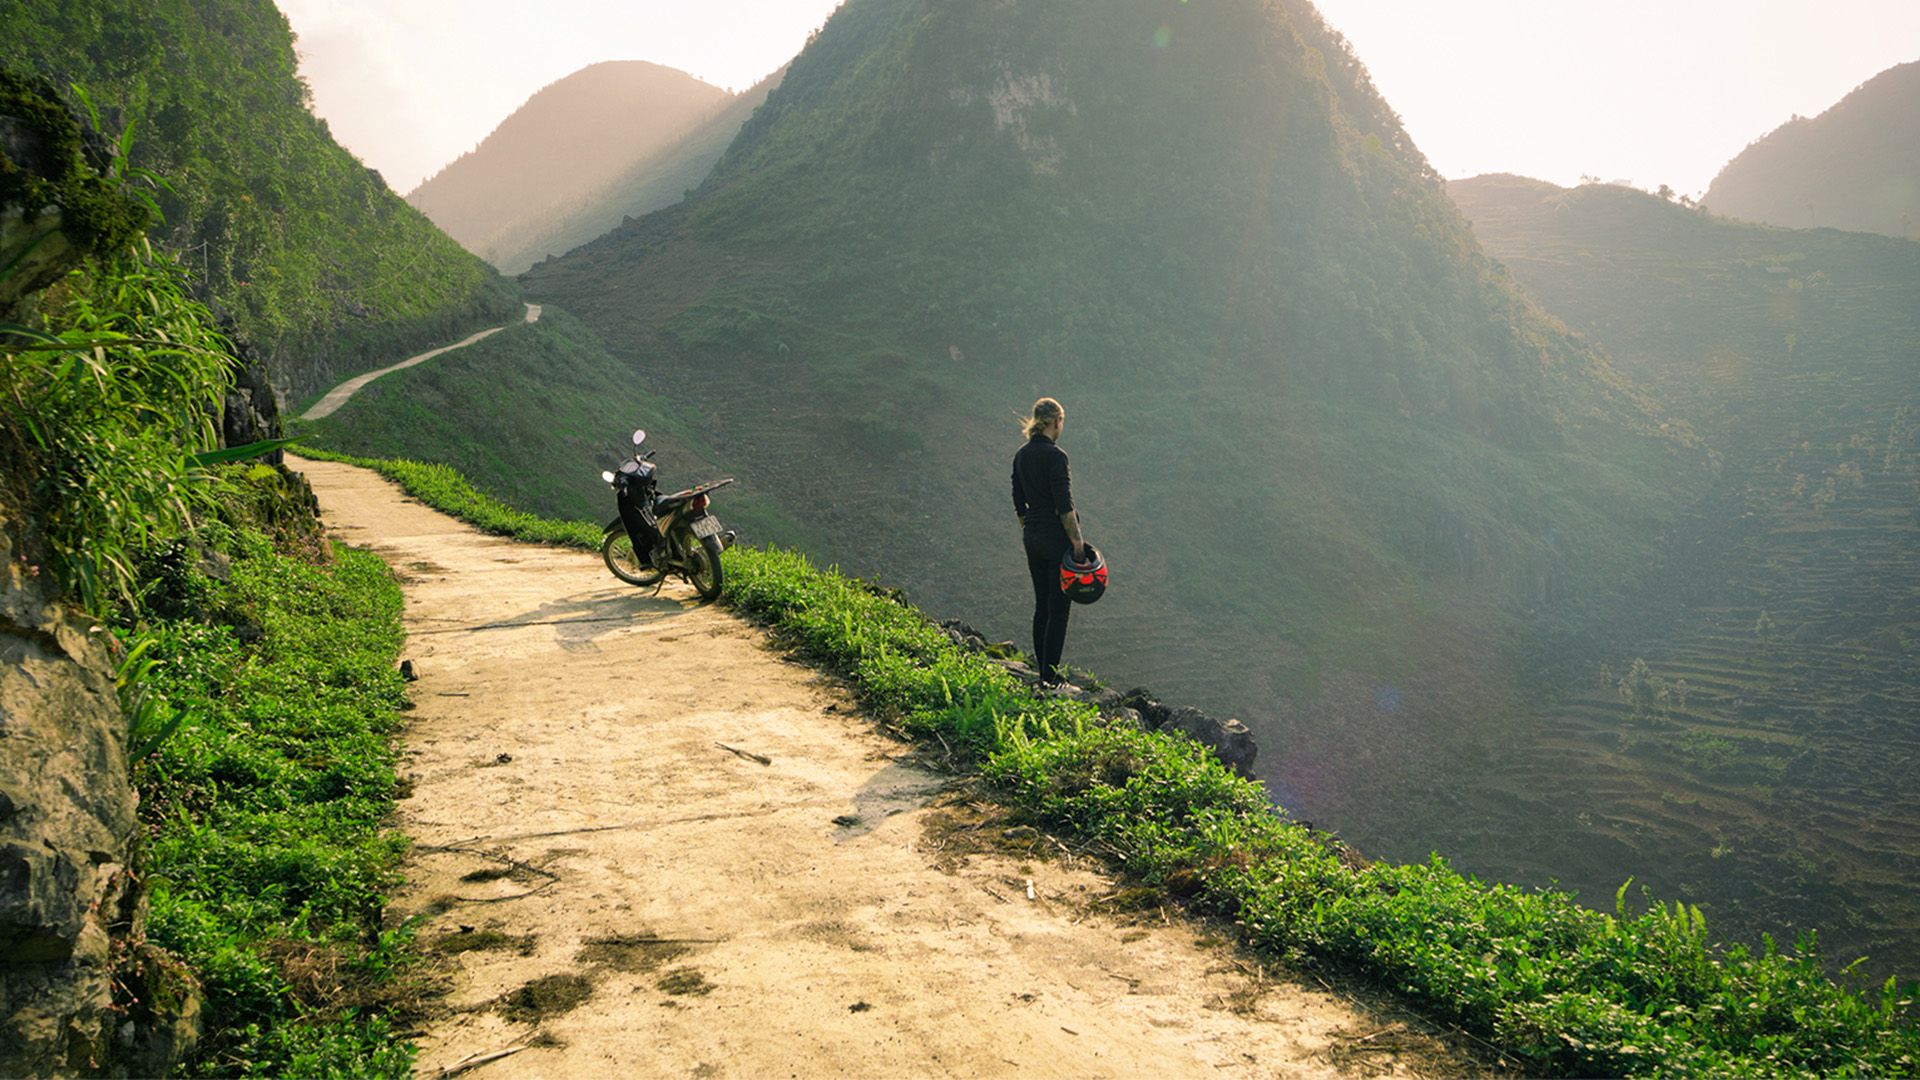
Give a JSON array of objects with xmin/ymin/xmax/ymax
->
[{"xmin": 1022, "ymin": 396, "xmax": 1065, "ymax": 438}]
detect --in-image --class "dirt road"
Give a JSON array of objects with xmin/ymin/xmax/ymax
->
[
  {"xmin": 299, "ymin": 304, "xmax": 542, "ymax": 421},
  {"xmin": 297, "ymin": 457, "xmax": 1473, "ymax": 1078}
]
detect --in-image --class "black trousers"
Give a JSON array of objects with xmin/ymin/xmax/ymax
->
[{"xmin": 1024, "ymin": 530, "xmax": 1071, "ymax": 683}]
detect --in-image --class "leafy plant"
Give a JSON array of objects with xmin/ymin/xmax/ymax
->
[
  {"xmin": 0, "ymin": 240, "xmax": 238, "ymax": 612},
  {"xmin": 117, "ymin": 634, "xmax": 187, "ymax": 759}
]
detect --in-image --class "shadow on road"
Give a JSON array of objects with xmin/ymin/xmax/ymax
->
[{"xmin": 439, "ymin": 588, "xmax": 693, "ymax": 651}]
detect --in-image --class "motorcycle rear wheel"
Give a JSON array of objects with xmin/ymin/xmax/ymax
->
[
  {"xmin": 603, "ymin": 528, "xmax": 666, "ymax": 586},
  {"xmin": 687, "ymin": 535, "xmax": 725, "ymax": 601}
]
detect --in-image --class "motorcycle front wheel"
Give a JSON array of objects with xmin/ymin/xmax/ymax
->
[
  {"xmin": 687, "ymin": 534, "xmax": 725, "ymax": 601},
  {"xmin": 603, "ymin": 528, "xmax": 666, "ymax": 586}
]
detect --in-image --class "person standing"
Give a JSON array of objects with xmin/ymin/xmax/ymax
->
[{"xmin": 1011, "ymin": 397, "xmax": 1087, "ymax": 688}]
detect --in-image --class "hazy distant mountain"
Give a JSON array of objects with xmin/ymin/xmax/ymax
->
[
  {"xmin": 497, "ymin": 64, "xmax": 790, "ymax": 275},
  {"xmin": 408, "ymin": 61, "xmax": 731, "ymax": 270},
  {"xmin": 522, "ymin": 0, "xmax": 1707, "ymax": 868},
  {"xmin": 1705, "ymin": 61, "xmax": 1919, "ymax": 239},
  {"xmin": 1451, "ymin": 172, "xmax": 1920, "ymax": 977}
]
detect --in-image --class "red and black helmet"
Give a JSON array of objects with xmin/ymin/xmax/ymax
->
[{"xmin": 1059, "ymin": 544, "xmax": 1108, "ymax": 604}]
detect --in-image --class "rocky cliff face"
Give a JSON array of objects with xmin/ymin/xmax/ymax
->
[{"xmin": 0, "ymin": 514, "xmax": 198, "ymax": 1075}]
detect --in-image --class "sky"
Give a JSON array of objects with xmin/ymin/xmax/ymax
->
[{"xmin": 276, "ymin": 0, "xmax": 1920, "ymax": 198}]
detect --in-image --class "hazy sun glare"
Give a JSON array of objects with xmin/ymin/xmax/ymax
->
[{"xmin": 277, "ymin": 0, "xmax": 1918, "ymax": 198}]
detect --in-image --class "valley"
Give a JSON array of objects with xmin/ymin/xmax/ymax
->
[
  {"xmin": 1448, "ymin": 175, "xmax": 1920, "ymax": 978},
  {"xmin": 322, "ymin": 0, "xmax": 1918, "ymax": 982},
  {"xmin": 9, "ymin": 0, "xmax": 1919, "ymax": 1072}
]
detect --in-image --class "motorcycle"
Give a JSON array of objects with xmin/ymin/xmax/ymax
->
[{"xmin": 600, "ymin": 429, "xmax": 736, "ymax": 601}]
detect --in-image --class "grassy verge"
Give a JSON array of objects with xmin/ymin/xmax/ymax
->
[
  {"xmin": 129, "ymin": 504, "xmax": 417, "ymax": 1077},
  {"xmin": 295, "ymin": 446, "xmax": 602, "ymax": 548},
  {"xmin": 727, "ymin": 551, "xmax": 1919, "ymax": 1077},
  {"xmin": 296, "ymin": 451, "xmax": 1920, "ymax": 1076}
]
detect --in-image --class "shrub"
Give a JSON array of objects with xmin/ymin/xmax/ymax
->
[{"xmin": 0, "ymin": 242, "xmax": 237, "ymax": 612}]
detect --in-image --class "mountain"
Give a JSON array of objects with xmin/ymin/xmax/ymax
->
[
  {"xmin": 407, "ymin": 61, "xmax": 732, "ymax": 273},
  {"xmin": 520, "ymin": 0, "xmax": 1707, "ymax": 875},
  {"xmin": 1705, "ymin": 61, "xmax": 1920, "ymax": 239},
  {"xmin": 498, "ymin": 64, "xmax": 790, "ymax": 275},
  {"xmin": 0, "ymin": 0, "xmax": 520, "ymax": 405},
  {"xmin": 1450, "ymin": 173, "xmax": 1920, "ymax": 977}
]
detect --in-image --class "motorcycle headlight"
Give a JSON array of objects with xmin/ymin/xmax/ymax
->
[{"xmin": 601, "ymin": 470, "xmax": 616, "ymax": 483}]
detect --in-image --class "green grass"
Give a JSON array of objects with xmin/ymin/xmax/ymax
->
[
  {"xmin": 327, "ymin": 451, "xmax": 1920, "ymax": 1076},
  {"xmin": 1, "ymin": 242, "xmax": 238, "ymax": 614},
  {"xmin": 294, "ymin": 446, "xmax": 604, "ymax": 549},
  {"xmin": 129, "ymin": 515, "xmax": 418, "ymax": 1077},
  {"xmin": 1, "ymin": 114, "xmax": 434, "ymax": 1072}
]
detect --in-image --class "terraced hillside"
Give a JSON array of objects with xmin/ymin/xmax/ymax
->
[{"xmin": 1449, "ymin": 174, "xmax": 1920, "ymax": 978}]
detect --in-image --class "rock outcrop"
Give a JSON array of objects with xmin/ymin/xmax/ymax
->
[
  {"xmin": 1117, "ymin": 689, "xmax": 1258, "ymax": 779},
  {"xmin": 0, "ymin": 71, "xmax": 147, "ymax": 318},
  {"xmin": 220, "ymin": 335, "xmax": 288, "ymax": 465},
  {"xmin": 0, "ymin": 514, "xmax": 199, "ymax": 1076}
]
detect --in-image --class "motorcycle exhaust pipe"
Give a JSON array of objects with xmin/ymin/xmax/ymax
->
[{"xmin": 721, "ymin": 530, "xmax": 738, "ymax": 550}]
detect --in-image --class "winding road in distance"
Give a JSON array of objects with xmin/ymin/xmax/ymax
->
[{"xmin": 300, "ymin": 302, "xmax": 541, "ymax": 421}]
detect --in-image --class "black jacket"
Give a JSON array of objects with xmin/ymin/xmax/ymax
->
[{"xmin": 1012, "ymin": 434, "xmax": 1073, "ymax": 537}]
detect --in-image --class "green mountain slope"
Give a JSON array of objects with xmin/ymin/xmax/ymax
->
[
  {"xmin": 1450, "ymin": 173, "xmax": 1920, "ymax": 977},
  {"xmin": 296, "ymin": 305, "xmax": 809, "ymax": 546},
  {"xmin": 494, "ymin": 64, "xmax": 789, "ymax": 275},
  {"xmin": 408, "ymin": 61, "xmax": 733, "ymax": 274},
  {"xmin": 521, "ymin": 0, "xmax": 1706, "ymax": 864},
  {"xmin": 0, "ymin": 0, "xmax": 520, "ymax": 403},
  {"xmin": 1705, "ymin": 61, "xmax": 1919, "ymax": 239}
]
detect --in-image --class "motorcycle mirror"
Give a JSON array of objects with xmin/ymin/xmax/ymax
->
[
  {"xmin": 632, "ymin": 429, "xmax": 647, "ymax": 446},
  {"xmin": 601, "ymin": 470, "xmax": 616, "ymax": 483}
]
